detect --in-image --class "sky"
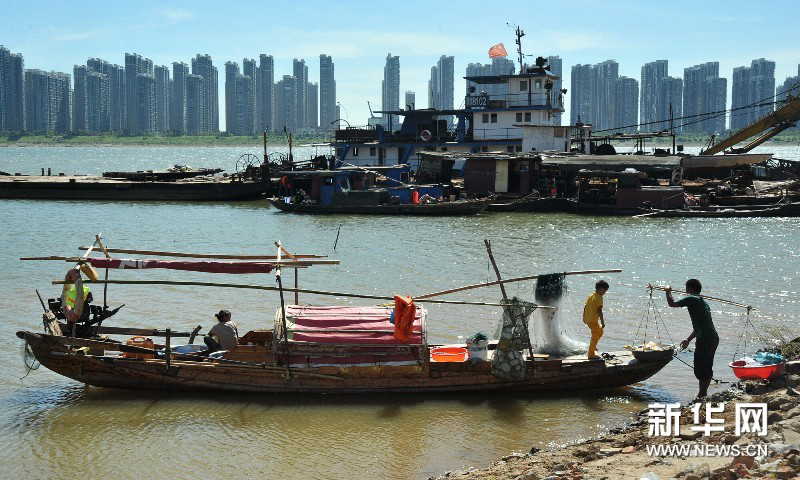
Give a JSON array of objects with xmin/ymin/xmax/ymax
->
[{"xmin": 3, "ymin": 0, "xmax": 799, "ymax": 131}]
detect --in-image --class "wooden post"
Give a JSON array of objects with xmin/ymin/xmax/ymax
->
[
  {"xmin": 275, "ymin": 242, "xmax": 291, "ymax": 373},
  {"xmin": 294, "ymin": 268, "xmax": 299, "ymax": 305},
  {"xmin": 483, "ymin": 239, "xmax": 535, "ymax": 359},
  {"xmin": 165, "ymin": 328, "xmax": 171, "ymax": 370}
]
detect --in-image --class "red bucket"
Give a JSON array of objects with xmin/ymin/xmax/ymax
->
[{"xmin": 729, "ymin": 360, "xmax": 785, "ymax": 380}]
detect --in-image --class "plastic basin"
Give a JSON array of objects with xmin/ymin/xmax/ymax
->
[
  {"xmin": 729, "ymin": 360, "xmax": 785, "ymax": 380},
  {"xmin": 430, "ymin": 347, "xmax": 468, "ymax": 363}
]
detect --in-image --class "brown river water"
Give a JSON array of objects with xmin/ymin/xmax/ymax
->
[{"xmin": 1, "ymin": 144, "xmax": 799, "ymax": 479}]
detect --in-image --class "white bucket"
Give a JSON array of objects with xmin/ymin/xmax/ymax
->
[{"xmin": 467, "ymin": 340, "xmax": 488, "ymax": 361}]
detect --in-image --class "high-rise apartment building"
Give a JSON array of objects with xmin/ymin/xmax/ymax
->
[
  {"xmin": 319, "ymin": 54, "xmax": 336, "ymax": 131},
  {"xmin": 0, "ymin": 46, "xmax": 25, "ymax": 132},
  {"xmin": 465, "ymin": 57, "xmax": 515, "ymax": 98},
  {"xmin": 275, "ymin": 75, "xmax": 297, "ymax": 131},
  {"xmin": 191, "ymin": 54, "xmax": 218, "ymax": 133},
  {"xmin": 72, "ymin": 65, "xmax": 88, "ymax": 132},
  {"xmin": 777, "ymin": 65, "xmax": 800, "ymax": 130},
  {"xmin": 683, "ymin": 62, "xmax": 727, "ymax": 134},
  {"xmin": 591, "ymin": 60, "xmax": 619, "ymax": 131},
  {"xmin": 124, "ymin": 53, "xmax": 152, "ymax": 134},
  {"xmin": 656, "ymin": 76, "xmax": 683, "ymax": 131},
  {"xmin": 405, "ymin": 91, "xmax": 415, "ymax": 110},
  {"xmin": 258, "ymin": 54, "xmax": 274, "ymax": 132},
  {"xmin": 614, "ymin": 76, "xmax": 639, "ymax": 133},
  {"xmin": 306, "ymin": 81, "xmax": 318, "ymax": 129},
  {"xmin": 292, "ymin": 59, "xmax": 308, "ymax": 129},
  {"xmin": 171, "ymin": 62, "xmax": 188, "ymax": 134},
  {"xmin": 135, "ymin": 72, "xmax": 156, "ymax": 134},
  {"xmin": 429, "ymin": 55, "xmax": 454, "ymax": 111},
  {"xmin": 225, "ymin": 61, "xmax": 255, "ymax": 135},
  {"xmin": 24, "ymin": 69, "xmax": 71, "ymax": 133},
  {"xmin": 87, "ymin": 58, "xmax": 124, "ymax": 133},
  {"xmin": 86, "ymin": 70, "xmax": 110, "ymax": 132},
  {"xmin": 640, "ymin": 60, "xmax": 668, "ymax": 130},
  {"xmin": 570, "ymin": 64, "xmax": 593, "ymax": 125},
  {"xmin": 731, "ymin": 58, "xmax": 775, "ymax": 130},
  {"xmin": 381, "ymin": 53, "xmax": 400, "ymax": 130},
  {"xmin": 154, "ymin": 65, "xmax": 170, "ymax": 134},
  {"xmin": 547, "ymin": 56, "xmax": 563, "ymax": 125},
  {"xmin": 185, "ymin": 74, "xmax": 205, "ymax": 135}
]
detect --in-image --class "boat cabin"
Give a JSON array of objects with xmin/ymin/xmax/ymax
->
[{"xmin": 575, "ymin": 170, "xmax": 684, "ymax": 210}]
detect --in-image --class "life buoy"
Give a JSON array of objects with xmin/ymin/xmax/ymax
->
[{"xmin": 420, "ymin": 130, "xmax": 432, "ymax": 142}]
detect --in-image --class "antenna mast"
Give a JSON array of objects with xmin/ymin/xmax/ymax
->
[{"xmin": 514, "ymin": 25, "xmax": 525, "ymax": 72}]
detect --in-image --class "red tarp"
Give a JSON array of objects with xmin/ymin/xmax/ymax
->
[
  {"xmin": 87, "ymin": 257, "xmax": 274, "ymax": 274},
  {"xmin": 285, "ymin": 305, "xmax": 424, "ymax": 345}
]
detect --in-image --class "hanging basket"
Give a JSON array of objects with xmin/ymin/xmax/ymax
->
[
  {"xmin": 632, "ymin": 345, "xmax": 675, "ymax": 362},
  {"xmin": 729, "ymin": 360, "xmax": 785, "ymax": 380}
]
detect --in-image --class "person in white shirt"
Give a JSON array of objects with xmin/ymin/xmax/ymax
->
[{"xmin": 204, "ymin": 309, "xmax": 239, "ymax": 352}]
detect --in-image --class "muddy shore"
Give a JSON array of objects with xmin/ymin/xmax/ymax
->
[{"xmin": 433, "ymin": 363, "xmax": 800, "ymax": 480}]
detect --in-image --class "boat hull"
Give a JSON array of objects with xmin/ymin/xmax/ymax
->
[
  {"xmin": 268, "ymin": 198, "xmax": 487, "ymax": 216},
  {"xmin": 19, "ymin": 331, "xmax": 670, "ymax": 394},
  {"xmin": 0, "ymin": 176, "xmax": 268, "ymax": 201}
]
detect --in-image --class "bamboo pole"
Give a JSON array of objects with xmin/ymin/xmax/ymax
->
[
  {"xmin": 22, "ymin": 256, "xmax": 338, "ymax": 267},
  {"xmin": 414, "ymin": 269, "xmax": 623, "ymax": 300},
  {"xmin": 77, "ymin": 246, "xmax": 326, "ymax": 260},
  {"xmin": 51, "ymin": 279, "xmax": 556, "ymax": 308},
  {"xmin": 647, "ymin": 284, "xmax": 753, "ymax": 309}
]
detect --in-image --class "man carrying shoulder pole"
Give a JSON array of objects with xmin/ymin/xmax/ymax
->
[{"xmin": 665, "ymin": 279, "xmax": 719, "ymax": 400}]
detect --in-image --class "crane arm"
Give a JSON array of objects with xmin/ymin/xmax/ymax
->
[{"xmin": 701, "ymin": 95, "xmax": 800, "ymax": 155}]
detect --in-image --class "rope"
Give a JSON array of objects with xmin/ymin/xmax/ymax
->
[{"xmin": 20, "ymin": 340, "xmax": 40, "ymax": 380}]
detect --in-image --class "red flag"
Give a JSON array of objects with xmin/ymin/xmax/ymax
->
[{"xmin": 488, "ymin": 43, "xmax": 508, "ymax": 58}]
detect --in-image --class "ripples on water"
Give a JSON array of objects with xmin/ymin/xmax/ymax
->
[{"xmin": 0, "ymin": 145, "xmax": 799, "ymax": 479}]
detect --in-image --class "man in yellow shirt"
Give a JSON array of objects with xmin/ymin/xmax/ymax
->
[{"xmin": 583, "ymin": 280, "xmax": 609, "ymax": 359}]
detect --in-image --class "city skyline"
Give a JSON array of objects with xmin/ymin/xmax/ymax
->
[
  {"xmin": 3, "ymin": 42, "xmax": 798, "ymax": 136},
  {"xmin": 4, "ymin": 0, "xmax": 797, "ymax": 129}
]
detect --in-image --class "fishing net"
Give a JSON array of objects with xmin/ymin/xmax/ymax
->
[
  {"xmin": 530, "ymin": 273, "xmax": 588, "ymax": 357},
  {"xmin": 492, "ymin": 297, "xmax": 536, "ymax": 381}
]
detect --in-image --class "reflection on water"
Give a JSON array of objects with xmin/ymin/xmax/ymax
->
[{"xmin": 0, "ymin": 145, "xmax": 798, "ymax": 478}]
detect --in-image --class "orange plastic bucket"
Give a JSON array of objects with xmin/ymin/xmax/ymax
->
[
  {"xmin": 430, "ymin": 347, "xmax": 468, "ymax": 363},
  {"xmin": 124, "ymin": 336, "xmax": 154, "ymax": 359}
]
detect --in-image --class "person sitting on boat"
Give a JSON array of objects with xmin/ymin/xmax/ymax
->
[
  {"xmin": 665, "ymin": 279, "xmax": 719, "ymax": 400},
  {"xmin": 62, "ymin": 267, "xmax": 92, "ymax": 324},
  {"xmin": 204, "ymin": 309, "xmax": 239, "ymax": 353},
  {"xmin": 583, "ymin": 280, "xmax": 609, "ymax": 360}
]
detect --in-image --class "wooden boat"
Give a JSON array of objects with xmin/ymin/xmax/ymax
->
[
  {"xmin": 638, "ymin": 201, "xmax": 800, "ymax": 218},
  {"xmin": 102, "ymin": 167, "xmax": 223, "ymax": 182},
  {"xmin": 487, "ymin": 196, "xmax": 576, "ymax": 213},
  {"xmin": 17, "ymin": 237, "xmax": 670, "ymax": 395},
  {"xmin": 0, "ymin": 174, "xmax": 268, "ymax": 201},
  {"xmin": 268, "ymin": 197, "xmax": 487, "ymax": 216}
]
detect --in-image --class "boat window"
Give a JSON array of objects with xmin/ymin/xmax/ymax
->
[
  {"xmin": 506, "ymin": 146, "xmax": 514, "ymax": 153},
  {"xmin": 481, "ymin": 146, "xmax": 489, "ymax": 152},
  {"xmin": 535, "ymin": 80, "xmax": 542, "ymax": 89},
  {"xmin": 369, "ymin": 147, "xmax": 376, "ymax": 156},
  {"xmin": 440, "ymin": 147, "xmax": 448, "ymax": 152},
  {"xmin": 490, "ymin": 113, "xmax": 498, "ymax": 123},
  {"xmin": 524, "ymin": 112, "xmax": 532, "ymax": 122},
  {"xmin": 482, "ymin": 113, "xmax": 489, "ymax": 123},
  {"xmin": 515, "ymin": 112, "xmax": 523, "ymax": 122},
  {"xmin": 516, "ymin": 145, "xmax": 522, "ymax": 152},
  {"xmin": 519, "ymin": 80, "xmax": 527, "ymax": 91},
  {"xmin": 352, "ymin": 146, "xmax": 359, "ymax": 157}
]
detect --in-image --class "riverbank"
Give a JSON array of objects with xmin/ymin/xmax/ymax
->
[
  {"xmin": 0, "ymin": 134, "xmax": 328, "ymax": 147},
  {"xmin": 434, "ymin": 368, "xmax": 800, "ymax": 480}
]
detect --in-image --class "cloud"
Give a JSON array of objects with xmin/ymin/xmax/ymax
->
[
  {"xmin": 157, "ymin": 7, "xmax": 194, "ymax": 23},
  {"xmin": 52, "ymin": 31, "xmax": 95, "ymax": 42}
]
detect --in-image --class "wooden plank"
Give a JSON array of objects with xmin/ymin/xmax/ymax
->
[
  {"xmin": 78, "ymin": 246, "xmax": 326, "ymax": 260},
  {"xmin": 71, "ymin": 325, "xmax": 198, "ymax": 337}
]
